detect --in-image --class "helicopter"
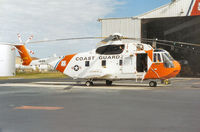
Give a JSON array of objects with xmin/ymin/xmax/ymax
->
[{"xmin": 12, "ymin": 33, "xmax": 181, "ymax": 87}]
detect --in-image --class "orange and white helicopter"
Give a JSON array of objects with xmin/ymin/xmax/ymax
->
[{"xmin": 10, "ymin": 33, "xmax": 181, "ymax": 87}]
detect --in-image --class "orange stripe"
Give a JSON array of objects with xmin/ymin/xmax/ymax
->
[
  {"xmin": 56, "ymin": 54, "xmax": 76, "ymax": 73},
  {"xmin": 14, "ymin": 106, "xmax": 64, "ymax": 110},
  {"xmin": 191, "ymin": 0, "xmax": 200, "ymax": 16},
  {"xmin": 145, "ymin": 50, "xmax": 153, "ymax": 61}
]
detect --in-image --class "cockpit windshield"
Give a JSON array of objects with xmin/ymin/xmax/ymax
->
[
  {"xmin": 162, "ymin": 52, "xmax": 174, "ymax": 68},
  {"xmin": 153, "ymin": 50, "xmax": 174, "ymax": 68},
  {"xmin": 163, "ymin": 53, "xmax": 174, "ymax": 61}
]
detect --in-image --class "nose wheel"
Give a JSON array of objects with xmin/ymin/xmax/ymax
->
[
  {"xmin": 85, "ymin": 81, "xmax": 94, "ymax": 86},
  {"xmin": 149, "ymin": 81, "xmax": 157, "ymax": 87}
]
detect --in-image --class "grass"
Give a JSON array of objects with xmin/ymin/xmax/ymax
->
[{"xmin": 0, "ymin": 72, "xmax": 68, "ymax": 80}]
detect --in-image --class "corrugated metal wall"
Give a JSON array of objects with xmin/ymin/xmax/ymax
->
[
  {"xmin": 138, "ymin": 0, "xmax": 193, "ymax": 18},
  {"xmin": 101, "ymin": 18, "xmax": 141, "ymax": 40}
]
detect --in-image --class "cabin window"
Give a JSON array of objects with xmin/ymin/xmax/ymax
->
[
  {"xmin": 85, "ymin": 61, "xmax": 90, "ymax": 67},
  {"xmin": 119, "ymin": 60, "xmax": 123, "ymax": 66},
  {"xmin": 102, "ymin": 60, "xmax": 106, "ymax": 66},
  {"xmin": 96, "ymin": 45, "xmax": 124, "ymax": 55},
  {"xmin": 153, "ymin": 53, "xmax": 157, "ymax": 62}
]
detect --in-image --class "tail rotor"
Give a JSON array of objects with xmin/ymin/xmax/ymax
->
[{"xmin": 15, "ymin": 33, "xmax": 34, "ymax": 65}]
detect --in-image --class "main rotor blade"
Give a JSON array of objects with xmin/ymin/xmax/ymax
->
[
  {"xmin": 0, "ymin": 42, "xmax": 23, "ymax": 46},
  {"xmin": 123, "ymin": 37, "xmax": 200, "ymax": 47},
  {"xmin": 29, "ymin": 37, "xmax": 104, "ymax": 44},
  {"xmin": 155, "ymin": 39, "xmax": 200, "ymax": 47},
  {"xmin": 2, "ymin": 34, "xmax": 198, "ymax": 48}
]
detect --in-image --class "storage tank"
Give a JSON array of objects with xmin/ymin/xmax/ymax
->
[{"xmin": 0, "ymin": 45, "xmax": 16, "ymax": 76}]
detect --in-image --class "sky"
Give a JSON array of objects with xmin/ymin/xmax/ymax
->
[{"xmin": 0, "ymin": 0, "xmax": 171, "ymax": 58}]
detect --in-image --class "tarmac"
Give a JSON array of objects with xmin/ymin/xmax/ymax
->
[{"xmin": 0, "ymin": 78, "xmax": 200, "ymax": 132}]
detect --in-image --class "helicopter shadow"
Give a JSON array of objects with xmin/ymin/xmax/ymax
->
[{"xmin": 64, "ymin": 81, "xmax": 162, "ymax": 89}]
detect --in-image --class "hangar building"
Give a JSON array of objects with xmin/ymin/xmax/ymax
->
[{"xmin": 99, "ymin": 0, "xmax": 200, "ymax": 77}]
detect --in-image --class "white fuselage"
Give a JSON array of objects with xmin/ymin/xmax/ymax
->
[{"xmin": 53, "ymin": 42, "xmax": 153, "ymax": 80}]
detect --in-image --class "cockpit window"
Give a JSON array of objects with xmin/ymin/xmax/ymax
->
[
  {"xmin": 96, "ymin": 45, "xmax": 124, "ymax": 55},
  {"xmin": 153, "ymin": 53, "xmax": 162, "ymax": 63},
  {"xmin": 158, "ymin": 54, "xmax": 161, "ymax": 62},
  {"xmin": 154, "ymin": 50, "xmax": 174, "ymax": 68}
]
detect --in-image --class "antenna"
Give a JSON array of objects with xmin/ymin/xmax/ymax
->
[{"xmin": 152, "ymin": 38, "xmax": 157, "ymax": 49}]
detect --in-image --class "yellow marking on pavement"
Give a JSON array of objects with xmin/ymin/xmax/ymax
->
[{"xmin": 14, "ymin": 106, "xmax": 64, "ymax": 110}]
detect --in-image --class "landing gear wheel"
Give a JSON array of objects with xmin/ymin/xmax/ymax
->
[
  {"xmin": 85, "ymin": 81, "xmax": 93, "ymax": 86},
  {"xmin": 149, "ymin": 81, "xmax": 157, "ymax": 87},
  {"xmin": 106, "ymin": 80, "xmax": 112, "ymax": 86}
]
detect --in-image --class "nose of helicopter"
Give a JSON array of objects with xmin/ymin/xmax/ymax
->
[{"xmin": 172, "ymin": 60, "xmax": 181, "ymax": 77}]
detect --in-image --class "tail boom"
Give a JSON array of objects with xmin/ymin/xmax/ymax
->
[{"xmin": 15, "ymin": 45, "xmax": 32, "ymax": 65}]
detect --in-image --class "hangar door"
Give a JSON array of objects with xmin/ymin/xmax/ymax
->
[{"xmin": 141, "ymin": 16, "xmax": 200, "ymax": 77}]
